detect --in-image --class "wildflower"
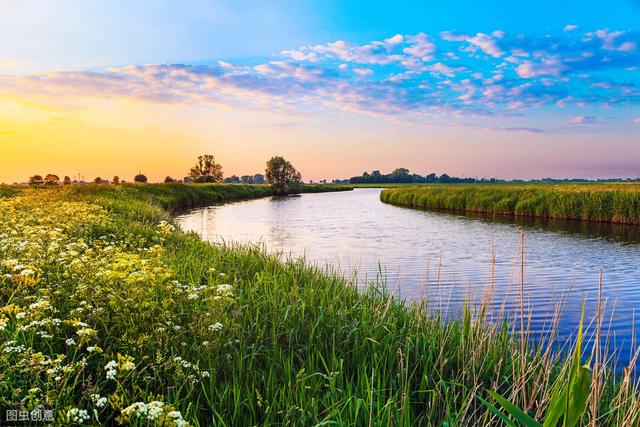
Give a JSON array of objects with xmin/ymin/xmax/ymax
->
[
  {"xmin": 120, "ymin": 401, "xmax": 165, "ymax": 422},
  {"xmin": 65, "ymin": 338, "xmax": 76, "ymax": 346},
  {"xmin": 118, "ymin": 353, "xmax": 135, "ymax": 371},
  {"xmin": 87, "ymin": 345, "xmax": 103, "ymax": 353},
  {"xmin": 157, "ymin": 220, "xmax": 175, "ymax": 234},
  {"xmin": 104, "ymin": 360, "xmax": 117, "ymax": 380},
  {"xmin": 166, "ymin": 411, "xmax": 189, "ymax": 427},
  {"xmin": 67, "ymin": 408, "xmax": 90, "ymax": 424},
  {"xmin": 91, "ymin": 394, "xmax": 107, "ymax": 408},
  {"xmin": 209, "ymin": 322, "xmax": 223, "ymax": 332},
  {"xmin": 76, "ymin": 327, "xmax": 97, "ymax": 339}
]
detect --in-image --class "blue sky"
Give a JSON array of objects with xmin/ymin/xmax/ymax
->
[
  {"xmin": 1, "ymin": 1, "xmax": 639, "ymax": 181},
  {"xmin": 3, "ymin": 0, "xmax": 639, "ymax": 71}
]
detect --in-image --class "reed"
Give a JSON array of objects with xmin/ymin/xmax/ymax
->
[{"xmin": 380, "ymin": 183, "xmax": 640, "ymax": 224}]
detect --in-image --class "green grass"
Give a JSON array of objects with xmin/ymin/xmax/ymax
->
[
  {"xmin": 380, "ymin": 183, "xmax": 640, "ymax": 224},
  {"xmin": 1, "ymin": 184, "xmax": 638, "ymax": 425}
]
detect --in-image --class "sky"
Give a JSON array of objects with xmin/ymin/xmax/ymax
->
[{"xmin": 1, "ymin": 0, "xmax": 640, "ymax": 183}]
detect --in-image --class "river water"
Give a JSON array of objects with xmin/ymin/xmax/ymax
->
[{"xmin": 176, "ymin": 188, "xmax": 640, "ymax": 368}]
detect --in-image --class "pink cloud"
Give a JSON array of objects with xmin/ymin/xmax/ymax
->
[{"xmin": 516, "ymin": 58, "xmax": 566, "ymax": 78}]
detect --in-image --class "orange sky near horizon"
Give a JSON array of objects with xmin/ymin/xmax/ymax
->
[{"xmin": 2, "ymin": 91, "xmax": 640, "ymax": 184}]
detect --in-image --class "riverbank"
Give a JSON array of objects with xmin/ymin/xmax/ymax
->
[
  {"xmin": 0, "ymin": 185, "xmax": 638, "ymax": 425},
  {"xmin": 380, "ymin": 183, "xmax": 640, "ymax": 224}
]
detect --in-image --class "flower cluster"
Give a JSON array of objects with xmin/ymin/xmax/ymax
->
[{"xmin": 0, "ymin": 191, "xmax": 236, "ymax": 424}]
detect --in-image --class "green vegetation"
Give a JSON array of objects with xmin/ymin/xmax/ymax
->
[
  {"xmin": 1, "ymin": 184, "xmax": 638, "ymax": 425},
  {"xmin": 265, "ymin": 155, "xmax": 303, "ymax": 194},
  {"xmin": 380, "ymin": 183, "xmax": 640, "ymax": 224}
]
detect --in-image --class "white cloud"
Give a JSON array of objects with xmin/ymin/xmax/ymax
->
[
  {"xmin": 468, "ymin": 33, "xmax": 504, "ymax": 57},
  {"xmin": 353, "ymin": 67, "xmax": 373, "ymax": 76},
  {"xmin": 634, "ymin": 118, "xmax": 640, "ymax": 124},
  {"xmin": 426, "ymin": 62, "xmax": 458, "ymax": 77},
  {"xmin": 588, "ymin": 29, "xmax": 636, "ymax": 51},
  {"xmin": 439, "ymin": 31, "xmax": 503, "ymax": 57},
  {"xmin": 569, "ymin": 115, "xmax": 596, "ymax": 124},
  {"xmin": 280, "ymin": 49, "xmax": 319, "ymax": 62},
  {"xmin": 384, "ymin": 34, "xmax": 404, "ymax": 46},
  {"xmin": 563, "ymin": 24, "xmax": 578, "ymax": 32},
  {"xmin": 402, "ymin": 33, "xmax": 436, "ymax": 61}
]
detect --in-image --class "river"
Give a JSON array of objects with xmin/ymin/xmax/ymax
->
[{"xmin": 176, "ymin": 188, "xmax": 640, "ymax": 368}]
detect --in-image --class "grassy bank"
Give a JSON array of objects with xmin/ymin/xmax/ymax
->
[
  {"xmin": 1, "ymin": 184, "xmax": 639, "ymax": 425},
  {"xmin": 380, "ymin": 183, "xmax": 640, "ymax": 224},
  {"xmin": 22, "ymin": 182, "xmax": 352, "ymax": 214}
]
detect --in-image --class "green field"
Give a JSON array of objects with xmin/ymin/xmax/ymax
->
[
  {"xmin": 1, "ymin": 183, "xmax": 638, "ymax": 425},
  {"xmin": 380, "ymin": 183, "xmax": 640, "ymax": 224}
]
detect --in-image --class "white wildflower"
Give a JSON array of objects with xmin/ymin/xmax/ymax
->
[
  {"xmin": 67, "ymin": 408, "xmax": 90, "ymax": 424},
  {"xmin": 91, "ymin": 394, "xmax": 107, "ymax": 408},
  {"xmin": 104, "ymin": 360, "xmax": 117, "ymax": 380}
]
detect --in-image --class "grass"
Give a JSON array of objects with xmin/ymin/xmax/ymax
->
[
  {"xmin": 380, "ymin": 183, "xmax": 640, "ymax": 224},
  {"xmin": 1, "ymin": 183, "xmax": 639, "ymax": 425}
]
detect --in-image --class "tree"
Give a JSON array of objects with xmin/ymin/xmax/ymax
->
[
  {"xmin": 44, "ymin": 174, "xmax": 60, "ymax": 186},
  {"xmin": 240, "ymin": 175, "xmax": 253, "ymax": 184},
  {"xmin": 28, "ymin": 175, "xmax": 44, "ymax": 186},
  {"xmin": 164, "ymin": 176, "xmax": 175, "ymax": 183},
  {"xmin": 265, "ymin": 156, "xmax": 302, "ymax": 194},
  {"xmin": 134, "ymin": 174, "xmax": 148, "ymax": 183},
  {"xmin": 94, "ymin": 177, "xmax": 103, "ymax": 184},
  {"xmin": 112, "ymin": 176, "xmax": 120, "ymax": 185},
  {"xmin": 253, "ymin": 174, "xmax": 265, "ymax": 184},
  {"xmin": 189, "ymin": 155, "xmax": 223, "ymax": 183},
  {"xmin": 63, "ymin": 176, "xmax": 72, "ymax": 185},
  {"xmin": 224, "ymin": 175, "xmax": 240, "ymax": 184}
]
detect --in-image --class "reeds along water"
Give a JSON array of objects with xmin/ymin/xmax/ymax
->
[
  {"xmin": 406, "ymin": 227, "xmax": 640, "ymax": 425},
  {"xmin": 380, "ymin": 184, "xmax": 640, "ymax": 225}
]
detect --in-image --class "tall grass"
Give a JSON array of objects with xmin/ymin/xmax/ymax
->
[
  {"xmin": 0, "ymin": 185, "xmax": 638, "ymax": 425},
  {"xmin": 380, "ymin": 183, "xmax": 640, "ymax": 224}
]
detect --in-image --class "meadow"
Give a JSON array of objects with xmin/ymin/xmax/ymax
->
[
  {"xmin": 380, "ymin": 183, "xmax": 640, "ymax": 224},
  {"xmin": 1, "ymin": 183, "xmax": 639, "ymax": 425}
]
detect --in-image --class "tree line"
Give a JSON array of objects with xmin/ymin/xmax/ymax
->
[
  {"xmin": 27, "ymin": 155, "xmax": 304, "ymax": 194},
  {"xmin": 349, "ymin": 168, "xmax": 482, "ymax": 184}
]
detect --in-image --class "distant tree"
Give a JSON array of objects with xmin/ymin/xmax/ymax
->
[
  {"xmin": 112, "ymin": 176, "xmax": 120, "ymax": 185},
  {"xmin": 189, "ymin": 155, "xmax": 223, "ymax": 183},
  {"xmin": 63, "ymin": 176, "xmax": 72, "ymax": 185},
  {"xmin": 253, "ymin": 174, "xmax": 265, "ymax": 184},
  {"xmin": 265, "ymin": 156, "xmax": 302, "ymax": 194},
  {"xmin": 134, "ymin": 174, "xmax": 148, "ymax": 183},
  {"xmin": 164, "ymin": 176, "xmax": 176, "ymax": 183},
  {"xmin": 240, "ymin": 175, "xmax": 253, "ymax": 184},
  {"xmin": 438, "ymin": 173, "xmax": 451, "ymax": 183},
  {"xmin": 28, "ymin": 175, "xmax": 44, "ymax": 186},
  {"xmin": 94, "ymin": 177, "xmax": 103, "ymax": 184},
  {"xmin": 44, "ymin": 174, "xmax": 60, "ymax": 186},
  {"xmin": 183, "ymin": 176, "xmax": 193, "ymax": 184},
  {"xmin": 224, "ymin": 175, "xmax": 240, "ymax": 184}
]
